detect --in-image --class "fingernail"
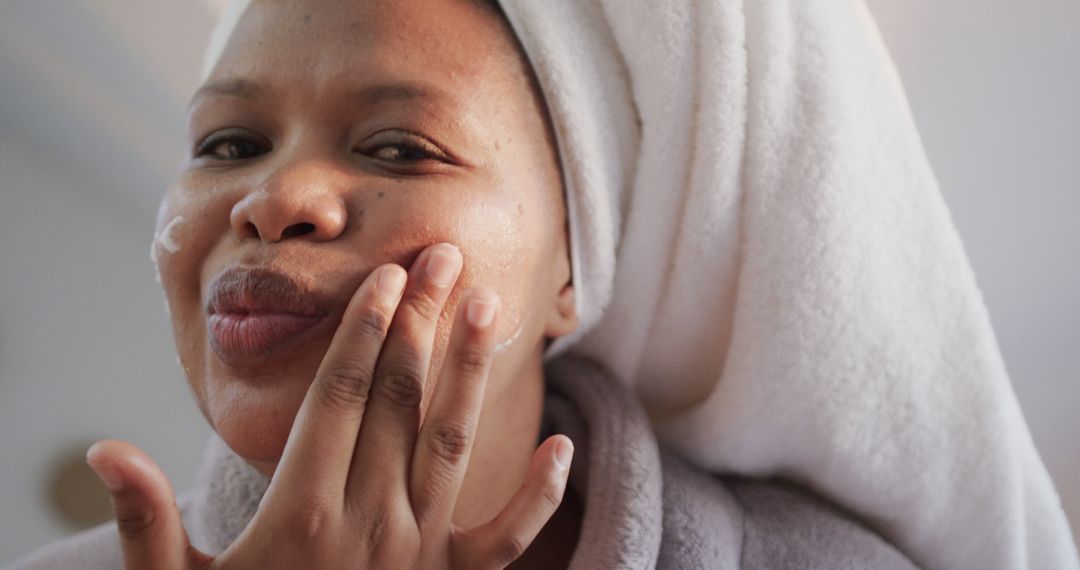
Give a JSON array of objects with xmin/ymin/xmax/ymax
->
[
  {"xmin": 86, "ymin": 450, "xmax": 124, "ymax": 492},
  {"xmin": 376, "ymin": 265, "xmax": 406, "ymax": 299},
  {"xmin": 425, "ymin": 244, "xmax": 461, "ymax": 288},
  {"xmin": 466, "ymin": 295, "xmax": 497, "ymax": 328},
  {"xmin": 555, "ymin": 438, "xmax": 574, "ymax": 470}
]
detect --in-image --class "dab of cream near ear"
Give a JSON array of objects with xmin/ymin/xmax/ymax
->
[{"xmin": 494, "ymin": 322, "xmax": 524, "ymax": 354}]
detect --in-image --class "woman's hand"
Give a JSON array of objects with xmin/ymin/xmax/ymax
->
[{"xmin": 86, "ymin": 243, "xmax": 574, "ymax": 569}]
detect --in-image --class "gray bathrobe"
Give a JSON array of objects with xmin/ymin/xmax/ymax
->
[{"xmin": 7, "ymin": 355, "xmax": 917, "ymax": 569}]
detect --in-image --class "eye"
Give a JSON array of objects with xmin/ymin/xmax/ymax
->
[
  {"xmin": 370, "ymin": 142, "xmax": 439, "ymax": 163},
  {"xmin": 360, "ymin": 130, "xmax": 452, "ymax": 166},
  {"xmin": 194, "ymin": 129, "xmax": 270, "ymax": 161}
]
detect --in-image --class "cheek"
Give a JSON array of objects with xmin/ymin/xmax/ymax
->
[
  {"xmin": 153, "ymin": 182, "xmax": 235, "ymax": 413},
  {"xmin": 387, "ymin": 195, "xmax": 535, "ymax": 419},
  {"xmin": 458, "ymin": 209, "xmax": 531, "ymax": 341},
  {"xmin": 151, "ymin": 171, "xmax": 550, "ymax": 440},
  {"xmin": 402, "ymin": 193, "xmax": 538, "ymax": 371}
]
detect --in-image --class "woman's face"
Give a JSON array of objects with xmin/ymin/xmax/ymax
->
[{"xmin": 154, "ymin": 0, "xmax": 573, "ymax": 468}]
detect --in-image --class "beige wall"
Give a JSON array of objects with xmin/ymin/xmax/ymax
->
[{"xmin": 0, "ymin": 126, "xmax": 212, "ymax": 562}]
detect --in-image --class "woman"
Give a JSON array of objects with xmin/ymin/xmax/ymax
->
[{"xmin": 9, "ymin": 0, "xmax": 1077, "ymax": 568}]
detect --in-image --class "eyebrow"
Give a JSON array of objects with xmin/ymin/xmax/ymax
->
[
  {"xmin": 188, "ymin": 77, "xmax": 458, "ymax": 109},
  {"xmin": 189, "ymin": 77, "xmax": 264, "ymax": 105}
]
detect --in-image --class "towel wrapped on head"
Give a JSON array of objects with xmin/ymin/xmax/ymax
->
[{"xmin": 202, "ymin": 0, "xmax": 1080, "ymax": 568}]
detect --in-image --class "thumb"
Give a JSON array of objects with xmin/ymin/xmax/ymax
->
[
  {"xmin": 454, "ymin": 435, "xmax": 573, "ymax": 569},
  {"xmin": 86, "ymin": 439, "xmax": 203, "ymax": 570}
]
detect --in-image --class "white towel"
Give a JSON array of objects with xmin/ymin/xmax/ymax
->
[{"xmin": 200, "ymin": 0, "xmax": 1078, "ymax": 568}]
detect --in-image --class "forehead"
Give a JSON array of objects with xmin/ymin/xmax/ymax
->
[{"xmin": 202, "ymin": 0, "xmax": 520, "ymax": 105}]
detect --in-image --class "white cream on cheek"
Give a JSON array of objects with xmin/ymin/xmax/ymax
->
[
  {"xmin": 150, "ymin": 215, "xmax": 186, "ymax": 315},
  {"xmin": 149, "ymin": 236, "xmax": 160, "ymax": 282},
  {"xmin": 158, "ymin": 215, "xmax": 187, "ymax": 254},
  {"xmin": 150, "ymin": 215, "xmax": 187, "ymax": 278},
  {"xmin": 493, "ymin": 320, "xmax": 525, "ymax": 354}
]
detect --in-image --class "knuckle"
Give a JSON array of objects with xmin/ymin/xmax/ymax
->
[
  {"xmin": 316, "ymin": 365, "xmax": 373, "ymax": 412},
  {"xmin": 114, "ymin": 504, "xmax": 157, "ymax": 541},
  {"xmin": 537, "ymin": 478, "xmax": 566, "ymax": 512},
  {"xmin": 403, "ymin": 288, "xmax": 444, "ymax": 323},
  {"xmin": 491, "ymin": 533, "xmax": 529, "ymax": 565},
  {"xmin": 375, "ymin": 367, "xmax": 425, "ymax": 409},
  {"xmin": 453, "ymin": 342, "xmax": 492, "ymax": 378},
  {"xmin": 362, "ymin": 505, "xmax": 391, "ymax": 549},
  {"xmin": 427, "ymin": 420, "xmax": 472, "ymax": 464},
  {"xmin": 355, "ymin": 305, "xmax": 392, "ymax": 338},
  {"xmin": 358, "ymin": 505, "xmax": 409, "ymax": 553},
  {"xmin": 288, "ymin": 501, "xmax": 335, "ymax": 543}
]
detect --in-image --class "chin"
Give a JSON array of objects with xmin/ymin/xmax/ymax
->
[
  {"xmin": 204, "ymin": 370, "xmax": 313, "ymax": 475},
  {"xmin": 192, "ymin": 330, "xmax": 333, "ymax": 471}
]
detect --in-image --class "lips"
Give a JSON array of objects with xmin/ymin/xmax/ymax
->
[{"xmin": 206, "ymin": 266, "xmax": 335, "ymax": 366}]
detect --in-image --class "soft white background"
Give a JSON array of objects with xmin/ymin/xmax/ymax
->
[{"xmin": 1, "ymin": 0, "xmax": 1076, "ymax": 563}]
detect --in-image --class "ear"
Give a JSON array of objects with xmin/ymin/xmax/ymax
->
[
  {"xmin": 544, "ymin": 281, "xmax": 578, "ymax": 339},
  {"xmin": 543, "ymin": 245, "xmax": 578, "ymax": 339}
]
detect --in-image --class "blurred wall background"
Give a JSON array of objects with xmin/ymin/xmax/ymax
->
[
  {"xmin": 0, "ymin": 0, "xmax": 1076, "ymax": 563},
  {"xmin": 0, "ymin": 1, "xmax": 219, "ymax": 563}
]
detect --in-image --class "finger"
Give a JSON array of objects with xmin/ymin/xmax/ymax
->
[
  {"xmin": 347, "ymin": 243, "xmax": 462, "ymax": 501},
  {"xmin": 409, "ymin": 287, "xmax": 499, "ymax": 525},
  {"xmin": 86, "ymin": 439, "xmax": 204, "ymax": 570},
  {"xmin": 456, "ymin": 435, "xmax": 573, "ymax": 568},
  {"xmin": 268, "ymin": 264, "xmax": 407, "ymax": 504}
]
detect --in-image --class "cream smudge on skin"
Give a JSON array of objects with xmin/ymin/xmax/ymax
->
[
  {"xmin": 158, "ymin": 215, "xmax": 186, "ymax": 254},
  {"xmin": 151, "ymin": 215, "xmax": 186, "ymax": 284},
  {"xmin": 150, "ymin": 237, "xmax": 162, "ymax": 284},
  {"xmin": 494, "ymin": 321, "xmax": 525, "ymax": 354}
]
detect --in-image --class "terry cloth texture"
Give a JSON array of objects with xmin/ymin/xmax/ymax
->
[
  {"xmin": 7, "ymin": 355, "xmax": 918, "ymax": 569},
  {"xmin": 490, "ymin": 1, "xmax": 1080, "ymax": 567}
]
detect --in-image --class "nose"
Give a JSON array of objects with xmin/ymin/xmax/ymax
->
[{"xmin": 230, "ymin": 160, "xmax": 348, "ymax": 243}]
